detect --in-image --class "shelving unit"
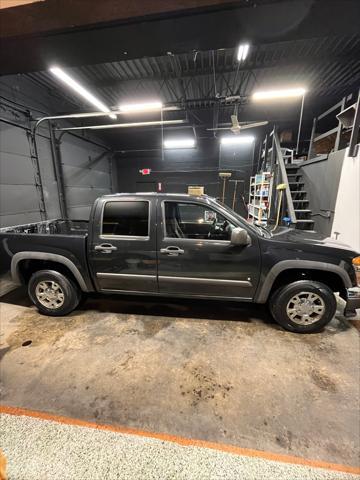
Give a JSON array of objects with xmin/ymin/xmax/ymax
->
[{"xmin": 248, "ymin": 172, "xmax": 271, "ymax": 224}]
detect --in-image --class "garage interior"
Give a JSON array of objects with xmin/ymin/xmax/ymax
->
[{"xmin": 0, "ymin": 1, "xmax": 359, "ymax": 479}]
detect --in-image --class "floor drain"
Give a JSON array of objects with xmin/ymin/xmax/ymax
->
[{"xmin": 22, "ymin": 340, "xmax": 32, "ymax": 347}]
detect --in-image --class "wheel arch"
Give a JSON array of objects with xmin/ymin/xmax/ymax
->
[
  {"xmin": 256, "ymin": 260, "xmax": 351, "ymax": 303},
  {"xmin": 11, "ymin": 252, "xmax": 89, "ymax": 292}
]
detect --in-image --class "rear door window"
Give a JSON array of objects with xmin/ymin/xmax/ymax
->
[{"xmin": 102, "ymin": 201, "xmax": 149, "ymax": 237}]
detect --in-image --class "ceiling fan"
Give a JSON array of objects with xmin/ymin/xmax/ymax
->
[{"xmin": 207, "ymin": 115, "xmax": 268, "ymax": 134}]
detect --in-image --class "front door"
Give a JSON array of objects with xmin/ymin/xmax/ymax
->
[
  {"xmin": 89, "ymin": 196, "xmax": 158, "ymax": 293},
  {"xmin": 157, "ymin": 199, "xmax": 261, "ymax": 299}
]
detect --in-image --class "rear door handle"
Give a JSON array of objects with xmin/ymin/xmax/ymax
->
[
  {"xmin": 94, "ymin": 243, "xmax": 118, "ymax": 253},
  {"xmin": 160, "ymin": 246, "xmax": 185, "ymax": 256}
]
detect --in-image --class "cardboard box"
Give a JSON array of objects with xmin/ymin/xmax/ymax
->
[{"xmin": 188, "ymin": 186, "xmax": 204, "ymax": 196}]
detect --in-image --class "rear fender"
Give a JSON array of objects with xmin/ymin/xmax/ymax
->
[{"xmin": 11, "ymin": 251, "xmax": 90, "ymax": 292}]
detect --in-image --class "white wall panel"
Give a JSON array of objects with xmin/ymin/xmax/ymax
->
[{"xmin": 331, "ymin": 147, "xmax": 360, "ymax": 252}]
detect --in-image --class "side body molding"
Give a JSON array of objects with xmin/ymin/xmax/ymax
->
[
  {"xmin": 11, "ymin": 251, "xmax": 90, "ymax": 292},
  {"xmin": 255, "ymin": 259, "xmax": 352, "ymax": 303}
]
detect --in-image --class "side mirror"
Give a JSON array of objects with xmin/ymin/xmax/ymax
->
[{"xmin": 231, "ymin": 227, "xmax": 250, "ymax": 246}]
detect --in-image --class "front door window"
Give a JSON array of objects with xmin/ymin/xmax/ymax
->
[{"xmin": 164, "ymin": 202, "xmax": 234, "ymax": 241}]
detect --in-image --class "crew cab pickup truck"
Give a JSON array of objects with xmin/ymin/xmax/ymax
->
[{"xmin": 1, "ymin": 193, "xmax": 359, "ymax": 333}]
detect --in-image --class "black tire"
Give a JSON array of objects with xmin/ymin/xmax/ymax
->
[
  {"xmin": 28, "ymin": 270, "xmax": 81, "ymax": 316},
  {"xmin": 269, "ymin": 280, "xmax": 337, "ymax": 333}
]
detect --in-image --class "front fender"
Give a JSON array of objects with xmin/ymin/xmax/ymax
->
[{"xmin": 255, "ymin": 259, "xmax": 352, "ymax": 303}]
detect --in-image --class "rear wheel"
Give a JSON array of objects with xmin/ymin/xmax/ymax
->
[
  {"xmin": 269, "ymin": 280, "xmax": 337, "ymax": 333},
  {"xmin": 28, "ymin": 270, "xmax": 81, "ymax": 316}
]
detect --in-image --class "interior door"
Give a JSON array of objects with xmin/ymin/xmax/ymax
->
[
  {"xmin": 157, "ymin": 200, "xmax": 261, "ymax": 299},
  {"xmin": 89, "ymin": 197, "xmax": 158, "ymax": 293}
]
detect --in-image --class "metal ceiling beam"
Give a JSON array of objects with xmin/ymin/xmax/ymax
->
[
  {"xmin": 1, "ymin": 0, "xmax": 359, "ymax": 75},
  {"xmin": 0, "ymin": 0, "xmax": 242, "ymax": 38},
  {"xmin": 93, "ymin": 56, "xmax": 360, "ymax": 88}
]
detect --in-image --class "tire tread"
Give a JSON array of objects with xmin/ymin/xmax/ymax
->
[
  {"xmin": 269, "ymin": 280, "xmax": 336, "ymax": 333},
  {"xmin": 28, "ymin": 270, "xmax": 81, "ymax": 316}
]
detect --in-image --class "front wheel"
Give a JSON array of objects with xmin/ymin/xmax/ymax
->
[
  {"xmin": 269, "ymin": 280, "xmax": 337, "ymax": 333},
  {"xmin": 28, "ymin": 270, "xmax": 81, "ymax": 316}
]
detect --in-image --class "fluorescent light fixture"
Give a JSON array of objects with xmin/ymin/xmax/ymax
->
[
  {"xmin": 237, "ymin": 43, "xmax": 250, "ymax": 62},
  {"xmin": 163, "ymin": 138, "xmax": 196, "ymax": 149},
  {"xmin": 220, "ymin": 136, "xmax": 255, "ymax": 145},
  {"xmin": 119, "ymin": 101, "xmax": 163, "ymax": 113},
  {"xmin": 49, "ymin": 66, "xmax": 116, "ymax": 119},
  {"xmin": 252, "ymin": 87, "xmax": 307, "ymax": 101}
]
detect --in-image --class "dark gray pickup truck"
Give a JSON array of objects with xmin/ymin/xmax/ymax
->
[{"xmin": 1, "ymin": 193, "xmax": 359, "ymax": 333}]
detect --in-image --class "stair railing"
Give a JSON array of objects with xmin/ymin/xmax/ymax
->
[{"xmin": 273, "ymin": 132, "xmax": 297, "ymax": 225}]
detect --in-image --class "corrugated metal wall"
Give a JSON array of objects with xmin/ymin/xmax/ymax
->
[
  {"xmin": 59, "ymin": 134, "xmax": 112, "ymax": 220},
  {"xmin": 0, "ymin": 118, "xmax": 61, "ymax": 226},
  {"xmin": 0, "ymin": 75, "xmax": 114, "ymax": 227},
  {"xmin": 1, "ymin": 121, "xmax": 40, "ymax": 226}
]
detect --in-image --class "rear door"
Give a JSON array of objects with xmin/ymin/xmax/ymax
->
[
  {"xmin": 157, "ymin": 199, "xmax": 261, "ymax": 299},
  {"xmin": 89, "ymin": 196, "xmax": 158, "ymax": 293}
]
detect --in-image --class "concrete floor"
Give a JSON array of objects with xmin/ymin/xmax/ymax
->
[{"xmin": 0, "ymin": 287, "xmax": 359, "ymax": 471}]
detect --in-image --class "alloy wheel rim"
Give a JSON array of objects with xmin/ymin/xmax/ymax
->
[
  {"xmin": 286, "ymin": 291, "xmax": 325, "ymax": 325},
  {"xmin": 35, "ymin": 280, "xmax": 65, "ymax": 309}
]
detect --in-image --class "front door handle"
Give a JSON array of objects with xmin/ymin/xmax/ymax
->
[
  {"xmin": 160, "ymin": 246, "xmax": 185, "ymax": 256},
  {"xmin": 94, "ymin": 243, "xmax": 118, "ymax": 253}
]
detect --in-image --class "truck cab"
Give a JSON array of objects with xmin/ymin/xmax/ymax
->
[{"xmin": 89, "ymin": 193, "xmax": 261, "ymax": 301}]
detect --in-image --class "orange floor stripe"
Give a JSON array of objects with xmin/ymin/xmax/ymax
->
[
  {"xmin": 349, "ymin": 319, "xmax": 360, "ymax": 331},
  {"xmin": 1, "ymin": 404, "xmax": 359, "ymax": 476}
]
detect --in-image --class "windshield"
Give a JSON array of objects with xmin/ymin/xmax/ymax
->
[{"xmin": 210, "ymin": 199, "xmax": 272, "ymax": 238}]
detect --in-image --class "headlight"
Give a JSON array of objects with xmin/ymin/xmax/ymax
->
[{"xmin": 353, "ymin": 256, "xmax": 360, "ymax": 285}]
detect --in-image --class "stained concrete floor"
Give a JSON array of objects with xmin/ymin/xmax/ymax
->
[{"xmin": 0, "ymin": 287, "xmax": 359, "ymax": 470}]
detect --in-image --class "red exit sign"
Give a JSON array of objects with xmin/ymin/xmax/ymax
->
[{"xmin": 139, "ymin": 168, "xmax": 151, "ymax": 175}]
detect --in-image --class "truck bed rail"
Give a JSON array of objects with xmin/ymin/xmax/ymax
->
[{"xmin": 0, "ymin": 219, "xmax": 89, "ymax": 235}]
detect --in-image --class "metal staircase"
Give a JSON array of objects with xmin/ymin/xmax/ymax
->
[
  {"xmin": 286, "ymin": 164, "xmax": 314, "ymax": 231},
  {"xmin": 257, "ymin": 129, "xmax": 315, "ymax": 231}
]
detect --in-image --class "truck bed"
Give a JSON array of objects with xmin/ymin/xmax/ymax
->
[
  {"xmin": 0, "ymin": 219, "xmax": 89, "ymax": 235},
  {"xmin": 0, "ymin": 219, "xmax": 93, "ymax": 290}
]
